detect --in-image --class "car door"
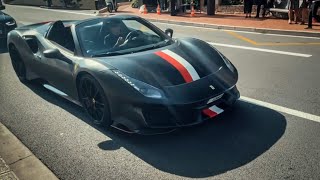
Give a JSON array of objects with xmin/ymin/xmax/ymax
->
[
  {"xmin": 39, "ymin": 21, "xmax": 77, "ymax": 97},
  {"xmin": 41, "ymin": 44, "xmax": 76, "ymax": 97}
]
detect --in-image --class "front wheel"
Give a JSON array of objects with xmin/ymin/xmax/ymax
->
[{"xmin": 78, "ymin": 74, "xmax": 112, "ymax": 127}]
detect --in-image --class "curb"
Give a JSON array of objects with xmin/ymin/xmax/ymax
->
[
  {"xmin": 144, "ymin": 18, "xmax": 320, "ymax": 37},
  {"xmin": 0, "ymin": 122, "xmax": 59, "ymax": 180}
]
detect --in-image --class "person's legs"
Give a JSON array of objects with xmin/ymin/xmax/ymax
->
[
  {"xmin": 249, "ymin": 1, "xmax": 253, "ymax": 17},
  {"xmin": 300, "ymin": 8, "xmax": 308, "ymax": 24},
  {"xmin": 288, "ymin": 1, "xmax": 293, "ymax": 24},
  {"xmin": 262, "ymin": 3, "xmax": 267, "ymax": 17},
  {"xmin": 312, "ymin": 1, "xmax": 319, "ymax": 20},
  {"xmin": 288, "ymin": 9, "xmax": 293, "ymax": 23},
  {"xmin": 256, "ymin": 4, "xmax": 261, "ymax": 17},
  {"xmin": 312, "ymin": 1, "xmax": 318, "ymax": 15},
  {"xmin": 294, "ymin": 8, "xmax": 300, "ymax": 23},
  {"xmin": 307, "ymin": 2, "xmax": 314, "ymax": 28}
]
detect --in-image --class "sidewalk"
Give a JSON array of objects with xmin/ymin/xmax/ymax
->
[
  {"xmin": 0, "ymin": 122, "xmax": 58, "ymax": 180},
  {"xmin": 98, "ymin": 4, "xmax": 320, "ymax": 37}
]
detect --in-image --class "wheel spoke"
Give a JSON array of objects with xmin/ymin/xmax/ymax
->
[
  {"xmin": 93, "ymin": 109, "xmax": 100, "ymax": 121},
  {"xmin": 93, "ymin": 86, "xmax": 99, "ymax": 99},
  {"xmin": 81, "ymin": 86, "xmax": 88, "ymax": 97},
  {"xmin": 95, "ymin": 101, "xmax": 105, "ymax": 109},
  {"xmin": 85, "ymin": 80, "xmax": 92, "ymax": 97},
  {"xmin": 80, "ymin": 77, "xmax": 108, "ymax": 125},
  {"xmin": 18, "ymin": 62, "xmax": 23, "ymax": 76}
]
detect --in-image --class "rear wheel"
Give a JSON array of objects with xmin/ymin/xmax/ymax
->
[
  {"xmin": 9, "ymin": 45, "xmax": 28, "ymax": 83},
  {"xmin": 78, "ymin": 74, "xmax": 112, "ymax": 127}
]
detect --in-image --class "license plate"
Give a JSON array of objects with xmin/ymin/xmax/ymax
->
[{"xmin": 207, "ymin": 93, "xmax": 224, "ymax": 104}]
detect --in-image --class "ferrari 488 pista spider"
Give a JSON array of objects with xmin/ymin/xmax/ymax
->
[{"xmin": 7, "ymin": 15, "xmax": 240, "ymax": 134}]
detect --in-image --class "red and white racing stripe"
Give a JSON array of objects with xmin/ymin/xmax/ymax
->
[
  {"xmin": 155, "ymin": 50, "xmax": 200, "ymax": 82},
  {"xmin": 155, "ymin": 49, "xmax": 224, "ymax": 118},
  {"xmin": 202, "ymin": 105, "xmax": 224, "ymax": 118}
]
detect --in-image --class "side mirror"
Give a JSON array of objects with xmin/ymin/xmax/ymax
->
[
  {"xmin": 0, "ymin": 5, "xmax": 5, "ymax": 10},
  {"xmin": 44, "ymin": 49, "xmax": 62, "ymax": 59},
  {"xmin": 43, "ymin": 49, "xmax": 72, "ymax": 64},
  {"xmin": 164, "ymin": 28, "xmax": 173, "ymax": 38}
]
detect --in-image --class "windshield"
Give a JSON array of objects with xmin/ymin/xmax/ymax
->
[{"xmin": 76, "ymin": 17, "xmax": 173, "ymax": 57}]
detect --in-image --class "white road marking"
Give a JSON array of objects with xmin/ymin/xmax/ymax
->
[
  {"xmin": 224, "ymin": 30, "xmax": 320, "ymax": 39},
  {"xmin": 41, "ymin": 9, "xmax": 96, "ymax": 16},
  {"xmin": 240, "ymin": 96, "xmax": 320, "ymax": 123},
  {"xmin": 154, "ymin": 22, "xmax": 320, "ymax": 39},
  {"xmin": 6, "ymin": 4, "xmax": 96, "ymax": 16},
  {"xmin": 18, "ymin": 21, "xmax": 33, "ymax": 25},
  {"xmin": 208, "ymin": 42, "xmax": 312, "ymax": 57}
]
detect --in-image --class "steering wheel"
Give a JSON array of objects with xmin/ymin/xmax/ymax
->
[{"xmin": 125, "ymin": 30, "xmax": 143, "ymax": 41}]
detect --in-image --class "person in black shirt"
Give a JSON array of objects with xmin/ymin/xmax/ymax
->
[
  {"xmin": 103, "ymin": 20, "xmax": 127, "ymax": 49},
  {"xmin": 255, "ymin": 0, "xmax": 267, "ymax": 18}
]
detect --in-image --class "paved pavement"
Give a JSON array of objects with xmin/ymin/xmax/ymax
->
[
  {"xmin": 1, "ymin": 5, "xmax": 320, "ymax": 180},
  {"xmin": 0, "ymin": 123, "xmax": 58, "ymax": 180},
  {"xmin": 109, "ymin": 4, "xmax": 320, "ymax": 36}
]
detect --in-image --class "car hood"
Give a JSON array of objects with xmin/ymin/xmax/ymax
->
[{"xmin": 96, "ymin": 38, "xmax": 230, "ymax": 88}]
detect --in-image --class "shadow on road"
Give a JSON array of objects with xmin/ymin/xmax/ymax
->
[{"xmin": 25, "ymin": 82, "xmax": 286, "ymax": 178}]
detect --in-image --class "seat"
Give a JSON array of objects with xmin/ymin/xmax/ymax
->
[{"xmin": 47, "ymin": 21, "xmax": 67, "ymax": 47}]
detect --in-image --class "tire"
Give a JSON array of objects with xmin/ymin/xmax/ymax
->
[
  {"xmin": 78, "ymin": 74, "xmax": 112, "ymax": 128},
  {"xmin": 9, "ymin": 45, "xmax": 28, "ymax": 83}
]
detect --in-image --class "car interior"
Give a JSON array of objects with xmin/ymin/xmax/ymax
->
[{"xmin": 46, "ymin": 21, "xmax": 75, "ymax": 53}]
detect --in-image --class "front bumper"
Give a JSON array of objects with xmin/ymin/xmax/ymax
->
[{"xmin": 111, "ymin": 85, "xmax": 240, "ymax": 134}]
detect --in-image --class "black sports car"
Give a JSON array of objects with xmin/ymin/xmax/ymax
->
[
  {"xmin": 0, "ymin": 5, "xmax": 17, "ymax": 47},
  {"xmin": 7, "ymin": 15, "xmax": 240, "ymax": 134}
]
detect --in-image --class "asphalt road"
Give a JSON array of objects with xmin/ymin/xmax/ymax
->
[{"xmin": 1, "ymin": 5, "xmax": 320, "ymax": 180}]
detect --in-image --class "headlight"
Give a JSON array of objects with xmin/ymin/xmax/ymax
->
[
  {"xmin": 6, "ymin": 19, "xmax": 16, "ymax": 26},
  {"xmin": 112, "ymin": 70, "xmax": 164, "ymax": 99}
]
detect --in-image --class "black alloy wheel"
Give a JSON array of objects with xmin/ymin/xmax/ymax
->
[
  {"xmin": 78, "ymin": 74, "xmax": 112, "ymax": 127},
  {"xmin": 9, "ymin": 45, "xmax": 27, "ymax": 82}
]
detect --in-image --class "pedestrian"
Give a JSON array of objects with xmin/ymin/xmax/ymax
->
[
  {"xmin": 300, "ymin": 0, "xmax": 309, "ymax": 25},
  {"xmin": 244, "ymin": 0, "xmax": 253, "ymax": 18},
  {"xmin": 62, "ymin": 0, "xmax": 68, "ymax": 8},
  {"xmin": 47, "ymin": 0, "xmax": 52, "ymax": 7},
  {"xmin": 306, "ymin": 0, "xmax": 320, "ymax": 29},
  {"xmin": 255, "ymin": 0, "xmax": 267, "ymax": 18},
  {"xmin": 288, "ymin": 0, "xmax": 300, "ymax": 24}
]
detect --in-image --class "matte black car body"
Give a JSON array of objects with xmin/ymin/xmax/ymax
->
[
  {"xmin": 0, "ymin": 5, "xmax": 17, "ymax": 47},
  {"xmin": 7, "ymin": 15, "xmax": 240, "ymax": 134}
]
